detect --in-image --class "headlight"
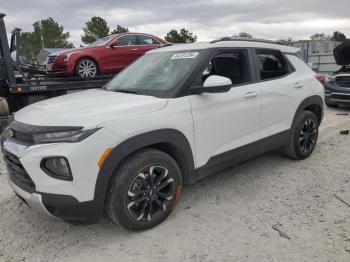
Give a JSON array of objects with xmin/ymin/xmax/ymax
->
[
  {"xmin": 33, "ymin": 128, "xmax": 99, "ymax": 144},
  {"xmin": 63, "ymin": 52, "xmax": 76, "ymax": 62}
]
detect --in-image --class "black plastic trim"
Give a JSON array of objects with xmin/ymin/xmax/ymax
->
[
  {"xmin": 195, "ymin": 130, "xmax": 291, "ymax": 181},
  {"xmin": 9, "ymin": 120, "xmax": 83, "ymax": 134},
  {"xmin": 40, "ymin": 157, "xmax": 73, "ymax": 181},
  {"xmin": 93, "ymin": 128, "xmax": 195, "ymax": 215},
  {"xmin": 292, "ymin": 95, "xmax": 324, "ymax": 125},
  {"xmin": 40, "ymin": 192, "xmax": 101, "ymax": 223}
]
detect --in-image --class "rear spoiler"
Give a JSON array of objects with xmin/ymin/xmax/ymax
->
[{"xmin": 333, "ymin": 39, "xmax": 350, "ymax": 65}]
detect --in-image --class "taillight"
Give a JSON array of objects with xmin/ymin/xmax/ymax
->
[{"xmin": 315, "ymin": 74, "xmax": 326, "ymax": 86}]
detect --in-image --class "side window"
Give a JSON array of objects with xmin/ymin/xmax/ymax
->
[
  {"xmin": 255, "ymin": 50, "xmax": 288, "ymax": 80},
  {"xmin": 118, "ymin": 35, "xmax": 137, "ymax": 46},
  {"xmin": 202, "ymin": 50, "xmax": 251, "ymax": 85},
  {"xmin": 138, "ymin": 35, "xmax": 160, "ymax": 45}
]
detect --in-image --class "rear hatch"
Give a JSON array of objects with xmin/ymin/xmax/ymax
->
[{"xmin": 333, "ymin": 40, "xmax": 350, "ymax": 65}]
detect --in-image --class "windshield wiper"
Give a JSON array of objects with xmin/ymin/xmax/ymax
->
[{"xmin": 112, "ymin": 89, "xmax": 141, "ymax": 95}]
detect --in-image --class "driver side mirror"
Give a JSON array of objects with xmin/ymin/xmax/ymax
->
[
  {"xmin": 110, "ymin": 40, "xmax": 121, "ymax": 48},
  {"xmin": 191, "ymin": 75, "xmax": 232, "ymax": 94}
]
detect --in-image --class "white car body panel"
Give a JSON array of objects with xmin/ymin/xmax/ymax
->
[
  {"xmin": 15, "ymin": 89, "xmax": 168, "ymax": 127},
  {"xmin": 189, "ymin": 83, "xmax": 260, "ymax": 167}
]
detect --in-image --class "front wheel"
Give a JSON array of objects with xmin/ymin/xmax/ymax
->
[
  {"xmin": 283, "ymin": 111, "xmax": 319, "ymax": 160},
  {"xmin": 106, "ymin": 149, "xmax": 182, "ymax": 230},
  {"xmin": 75, "ymin": 58, "xmax": 98, "ymax": 78}
]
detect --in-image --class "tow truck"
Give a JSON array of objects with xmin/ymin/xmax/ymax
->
[{"xmin": 0, "ymin": 13, "xmax": 113, "ymax": 127}]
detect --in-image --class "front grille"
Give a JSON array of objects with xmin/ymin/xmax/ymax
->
[
  {"xmin": 47, "ymin": 55, "xmax": 57, "ymax": 64},
  {"xmin": 3, "ymin": 150, "xmax": 36, "ymax": 193},
  {"xmin": 335, "ymin": 76, "xmax": 350, "ymax": 88},
  {"xmin": 329, "ymin": 94, "xmax": 350, "ymax": 101}
]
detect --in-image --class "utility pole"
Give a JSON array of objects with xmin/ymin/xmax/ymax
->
[{"xmin": 40, "ymin": 20, "xmax": 44, "ymax": 49}]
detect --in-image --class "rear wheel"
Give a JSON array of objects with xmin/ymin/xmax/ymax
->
[
  {"xmin": 106, "ymin": 149, "xmax": 182, "ymax": 230},
  {"xmin": 283, "ymin": 111, "xmax": 319, "ymax": 160},
  {"xmin": 75, "ymin": 58, "xmax": 98, "ymax": 78}
]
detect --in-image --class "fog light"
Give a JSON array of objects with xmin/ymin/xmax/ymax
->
[{"xmin": 41, "ymin": 157, "xmax": 72, "ymax": 181}]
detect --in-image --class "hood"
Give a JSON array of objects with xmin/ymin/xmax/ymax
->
[
  {"xmin": 51, "ymin": 46, "xmax": 98, "ymax": 56},
  {"xmin": 333, "ymin": 40, "xmax": 350, "ymax": 65},
  {"xmin": 14, "ymin": 89, "xmax": 168, "ymax": 127}
]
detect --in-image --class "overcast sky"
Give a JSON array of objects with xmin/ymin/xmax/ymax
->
[{"xmin": 1, "ymin": 0, "xmax": 350, "ymax": 46}]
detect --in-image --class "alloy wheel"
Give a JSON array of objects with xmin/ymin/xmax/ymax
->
[
  {"xmin": 127, "ymin": 166, "xmax": 175, "ymax": 222},
  {"xmin": 299, "ymin": 119, "xmax": 317, "ymax": 153},
  {"xmin": 77, "ymin": 60, "xmax": 97, "ymax": 77}
]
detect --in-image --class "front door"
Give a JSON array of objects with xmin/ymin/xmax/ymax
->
[{"xmin": 189, "ymin": 49, "xmax": 261, "ymax": 173}]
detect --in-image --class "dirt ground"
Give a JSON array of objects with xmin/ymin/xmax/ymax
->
[{"xmin": 0, "ymin": 107, "xmax": 349, "ymax": 262}]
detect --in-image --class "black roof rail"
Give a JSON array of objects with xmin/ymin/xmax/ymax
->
[{"xmin": 210, "ymin": 37, "xmax": 277, "ymax": 44}]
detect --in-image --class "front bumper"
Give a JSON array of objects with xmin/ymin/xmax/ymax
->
[
  {"xmin": 325, "ymin": 92, "xmax": 350, "ymax": 104},
  {"xmin": 324, "ymin": 81, "xmax": 350, "ymax": 105},
  {"xmin": 7, "ymin": 176, "xmax": 54, "ymax": 217},
  {"xmin": 1, "ymin": 126, "xmax": 118, "ymax": 224}
]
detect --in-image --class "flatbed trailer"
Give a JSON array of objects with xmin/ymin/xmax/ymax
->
[{"xmin": 0, "ymin": 13, "xmax": 113, "ymax": 125}]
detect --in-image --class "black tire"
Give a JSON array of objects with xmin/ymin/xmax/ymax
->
[
  {"xmin": 283, "ymin": 111, "xmax": 319, "ymax": 160},
  {"xmin": 106, "ymin": 149, "xmax": 182, "ymax": 231},
  {"xmin": 74, "ymin": 58, "xmax": 98, "ymax": 78}
]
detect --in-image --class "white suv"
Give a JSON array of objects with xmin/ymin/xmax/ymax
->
[{"xmin": 1, "ymin": 38, "xmax": 324, "ymax": 230}]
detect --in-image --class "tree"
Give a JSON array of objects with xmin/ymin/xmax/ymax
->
[
  {"xmin": 331, "ymin": 31, "xmax": 346, "ymax": 42},
  {"xmin": 21, "ymin": 18, "xmax": 74, "ymax": 61},
  {"xmin": 165, "ymin": 28, "xmax": 197, "ymax": 43},
  {"xmin": 236, "ymin": 32, "xmax": 252, "ymax": 38},
  {"xmin": 81, "ymin": 16, "xmax": 110, "ymax": 44},
  {"xmin": 276, "ymin": 37, "xmax": 294, "ymax": 45},
  {"xmin": 110, "ymin": 25, "xmax": 129, "ymax": 34},
  {"xmin": 310, "ymin": 33, "xmax": 331, "ymax": 41}
]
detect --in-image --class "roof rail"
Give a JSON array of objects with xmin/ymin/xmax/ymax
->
[{"xmin": 210, "ymin": 37, "xmax": 277, "ymax": 44}]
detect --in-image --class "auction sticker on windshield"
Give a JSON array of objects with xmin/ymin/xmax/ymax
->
[{"xmin": 171, "ymin": 52, "xmax": 199, "ymax": 60}]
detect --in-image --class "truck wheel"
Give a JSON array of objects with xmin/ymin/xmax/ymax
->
[
  {"xmin": 283, "ymin": 111, "xmax": 319, "ymax": 160},
  {"xmin": 106, "ymin": 149, "xmax": 182, "ymax": 231},
  {"xmin": 75, "ymin": 58, "xmax": 98, "ymax": 78}
]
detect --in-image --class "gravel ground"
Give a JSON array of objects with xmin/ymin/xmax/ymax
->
[{"xmin": 0, "ymin": 107, "xmax": 349, "ymax": 262}]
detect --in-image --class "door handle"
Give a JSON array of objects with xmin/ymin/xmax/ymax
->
[
  {"xmin": 131, "ymin": 48, "xmax": 139, "ymax": 51},
  {"xmin": 294, "ymin": 83, "xmax": 304, "ymax": 89},
  {"xmin": 245, "ymin": 92, "xmax": 257, "ymax": 99}
]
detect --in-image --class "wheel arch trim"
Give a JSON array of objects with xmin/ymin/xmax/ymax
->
[
  {"xmin": 292, "ymin": 95, "xmax": 324, "ymax": 126},
  {"xmin": 93, "ymin": 128, "xmax": 195, "ymax": 205}
]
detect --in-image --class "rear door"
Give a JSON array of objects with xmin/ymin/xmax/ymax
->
[
  {"xmin": 252, "ymin": 49, "xmax": 303, "ymax": 140},
  {"xmin": 136, "ymin": 35, "xmax": 161, "ymax": 55}
]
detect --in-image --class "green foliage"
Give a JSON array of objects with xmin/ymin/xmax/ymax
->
[
  {"xmin": 310, "ymin": 33, "xmax": 331, "ymax": 41},
  {"xmin": 331, "ymin": 31, "xmax": 346, "ymax": 42},
  {"xmin": 20, "ymin": 17, "xmax": 74, "ymax": 61},
  {"xmin": 236, "ymin": 32, "xmax": 252, "ymax": 38},
  {"xmin": 81, "ymin": 16, "xmax": 110, "ymax": 44},
  {"xmin": 276, "ymin": 37, "xmax": 294, "ymax": 45},
  {"xmin": 165, "ymin": 28, "xmax": 197, "ymax": 43},
  {"xmin": 110, "ymin": 25, "xmax": 129, "ymax": 34}
]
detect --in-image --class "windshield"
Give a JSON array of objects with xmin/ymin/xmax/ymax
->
[
  {"xmin": 89, "ymin": 35, "xmax": 114, "ymax": 47},
  {"xmin": 105, "ymin": 50, "xmax": 202, "ymax": 96}
]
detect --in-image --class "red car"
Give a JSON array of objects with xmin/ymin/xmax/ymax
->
[{"xmin": 46, "ymin": 33, "xmax": 170, "ymax": 77}]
